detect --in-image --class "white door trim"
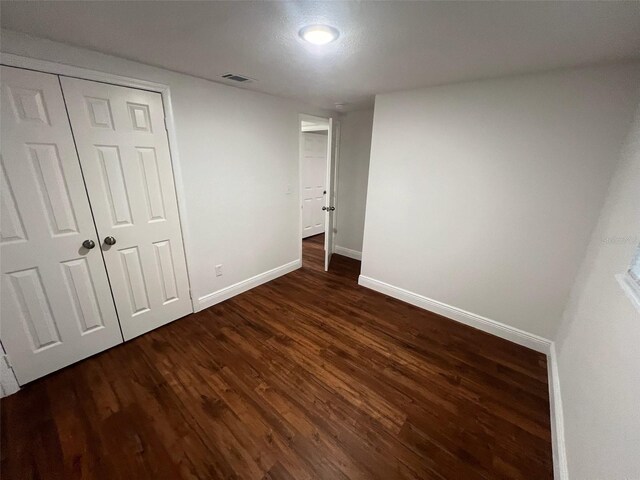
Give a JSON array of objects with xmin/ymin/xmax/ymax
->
[
  {"xmin": 331, "ymin": 119, "xmax": 341, "ymax": 257},
  {"xmin": 0, "ymin": 53, "xmax": 195, "ymax": 312},
  {"xmin": 548, "ymin": 343, "xmax": 569, "ymax": 480}
]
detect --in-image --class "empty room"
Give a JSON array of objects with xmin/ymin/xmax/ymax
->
[{"xmin": 1, "ymin": 2, "xmax": 639, "ymax": 479}]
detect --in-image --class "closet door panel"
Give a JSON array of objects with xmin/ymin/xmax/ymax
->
[
  {"xmin": 0, "ymin": 66, "xmax": 123, "ymax": 384},
  {"xmin": 60, "ymin": 77, "xmax": 192, "ymax": 340}
]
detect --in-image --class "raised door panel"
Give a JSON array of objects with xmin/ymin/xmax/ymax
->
[
  {"xmin": 301, "ymin": 134, "xmax": 314, "ymax": 234},
  {"xmin": 137, "ymin": 147, "xmax": 167, "ymax": 222},
  {"xmin": 302, "ymin": 197, "xmax": 313, "ymax": 233},
  {"xmin": 0, "ymin": 66, "xmax": 123, "ymax": 385},
  {"xmin": 153, "ymin": 240, "xmax": 179, "ymax": 305},
  {"xmin": 5, "ymin": 267, "xmax": 61, "ymax": 351},
  {"xmin": 0, "ymin": 159, "xmax": 27, "ymax": 245},
  {"xmin": 60, "ymin": 76, "xmax": 192, "ymax": 341},
  {"xmin": 96, "ymin": 145, "xmax": 134, "ymax": 226},
  {"xmin": 28, "ymin": 143, "xmax": 80, "ymax": 236},
  {"xmin": 119, "ymin": 246, "xmax": 151, "ymax": 317},
  {"xmin": 61, "ymin": 258, "xmax": 108, "ymax": 333}
]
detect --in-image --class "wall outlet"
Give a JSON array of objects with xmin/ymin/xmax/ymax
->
[{"xmin": 215, "ymin": 264, "xmax": 223, "ymax": 277}]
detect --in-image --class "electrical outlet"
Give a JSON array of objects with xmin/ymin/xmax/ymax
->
[{"xmin": 215, "ymin": 264, "xmax": 223, "ymax": 277}]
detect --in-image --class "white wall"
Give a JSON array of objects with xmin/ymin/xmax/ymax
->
[
  {"xmin": 0, "ymin": 29, "xmax": 330, "ymax": 310},
  {"xmin": 554, "ymin": 106, "xmax": 640, "ymax": 479},
  {"xmin": 335, "ymin": 109, "xmax": 374, "ymax": 255},
  {"xmin": 362, "ymin": 63, "xmax": 640, "ymax": 339}
]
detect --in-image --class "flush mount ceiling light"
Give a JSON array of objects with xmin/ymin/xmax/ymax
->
[{"xmin": 299, "ymin": 24, "xmax": 340, "ymax": 45}]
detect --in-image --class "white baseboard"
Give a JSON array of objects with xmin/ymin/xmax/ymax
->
[
  {"xmin": 334, "ymin": 245, "xmax": 362, "ymax": 261},
  {"xmin": 358, "ymin": 275, "xmax": 552, "ymax": 354},
  {"xmin": 357, "ymin": 274, "xmax": 567, "ymax": 476},
  {"xmin": 197, "ymin": 259, "xmax": 301, "ymax": 311},
  {"xmin": 548, "ymin": 343, "xmax": 569, "ymax": 480}
]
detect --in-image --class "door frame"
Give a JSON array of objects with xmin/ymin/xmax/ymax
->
[
  {"xmin": 298, "ymin": 113, "xmax": 332, "ymax": 266},
  {"xmin": 0, "ymin": 53, "xmax": 195, "ymax": 311}
]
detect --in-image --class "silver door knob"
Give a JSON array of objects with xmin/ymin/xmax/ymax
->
[
  {"xmin": 322, "ymin": 206, "xmax": 328, "ymax": 211},
  {"xmin": 329, "ymin": 206, "xmax": 336, "ymax": 211},
  {"xmin": 82, "ymin": 239, "xmax": 96, "ymax": 249},
  {"xmin": 104, "ymin": 236, "xmax": 116, "ymax": 246}
]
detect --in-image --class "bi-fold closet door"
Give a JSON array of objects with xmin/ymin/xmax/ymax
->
[
  {"xmin": 60, "ymin": 77, "xmax": 192, "ymax": 340},
  {"xmin": 0, "ymin": 66, "xmax": 191, "ymax": 385}
]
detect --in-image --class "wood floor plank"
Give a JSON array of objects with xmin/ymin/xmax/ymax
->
[{"xmin": 0, "ymin": 233, "xmax": 553, "ymax": 479}]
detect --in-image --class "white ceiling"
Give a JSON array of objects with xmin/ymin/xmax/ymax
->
[{"xmin": 2, "ymin": 1, "xmax": 639, "ymax": 111}]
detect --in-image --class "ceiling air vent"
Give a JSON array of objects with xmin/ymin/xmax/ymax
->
[{"xmin": 221, "ymin": 73, "xmax": 254, "ymax": 83}]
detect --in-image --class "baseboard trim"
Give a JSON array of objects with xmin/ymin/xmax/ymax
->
[
  {"xmin": 548, "ymin": 343, "xmax": 569, "ymax": 480},
  {"xmin": 334, "ymin": 246, "xmax": 362, "ymax": 261},
  {"xmin": 358, "ymin": 275, "xmax": 552, "ymax": 354},
  {"xmin": 357, "ymin": 274, "xmax": 567, "ymax": 475},
  {"xmin": 197, "ymin": 259, "xmax": 301, "ymax": 311}
]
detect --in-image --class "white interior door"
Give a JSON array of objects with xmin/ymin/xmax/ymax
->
[
  {"xmin": 0, "ymin": 66, "xmax": 123, "ymax": 384},
  {"xmin": 301, "ymin": 132, "xmax": 328, "ymax": 238},
  {"xmin": 324, "ymin": 118, "xmax": 338, "ymax": 271},
  {"xmin": 60, "ymin": 77, "xmax": 192, "ymax": 341}
]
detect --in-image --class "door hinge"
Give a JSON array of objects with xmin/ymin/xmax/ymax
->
[{"xmin": 3, "ymin": 354, "xmax": 12, "ymax": 370}]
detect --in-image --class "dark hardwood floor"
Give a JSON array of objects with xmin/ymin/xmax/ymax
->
[{"xmin": 1, "ymin": 234, "xmax": 553, "ymax": 479}]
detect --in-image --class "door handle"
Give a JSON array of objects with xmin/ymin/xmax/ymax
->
[
  {"xmin": 82, "ymin": 239, "xmax": 96, "ymax": 249},
  {"xmin": 104, "ymin": 236, "xmax": 117, "ymax": 246},
  {"xmin": 322, "ymin": 206, "xmax": 336, "ymax": 211}
]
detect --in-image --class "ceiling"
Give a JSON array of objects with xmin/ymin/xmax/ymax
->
[{"xmin": 2, "ymin": 1, "xmax": 639, "ymax": 111}]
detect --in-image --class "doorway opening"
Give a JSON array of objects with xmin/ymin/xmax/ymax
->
[{"xmin": 298, "ymin": 114, "xmax": 337, "ymax": 271}]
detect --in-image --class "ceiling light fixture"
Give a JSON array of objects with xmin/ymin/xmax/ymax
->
[{"xmin": 299, "ymin": 24, "xmax": 339, "ymax": 45}]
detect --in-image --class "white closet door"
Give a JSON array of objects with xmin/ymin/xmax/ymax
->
[
  {"xmin": 60, "ymin": 77, "xmax": 191, "ymax": 341},
  {"xmin": 301, "ymin": 132, "xmax": 328, "ymax": 238},
  {"xmin": 0, "ymin": 66, "xmax": 123, "ymax": 384}
]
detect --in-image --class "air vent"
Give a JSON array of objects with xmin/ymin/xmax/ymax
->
[{"xmin": 221, "ymin": 73, "xmax": 253, "ymax": 83}]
